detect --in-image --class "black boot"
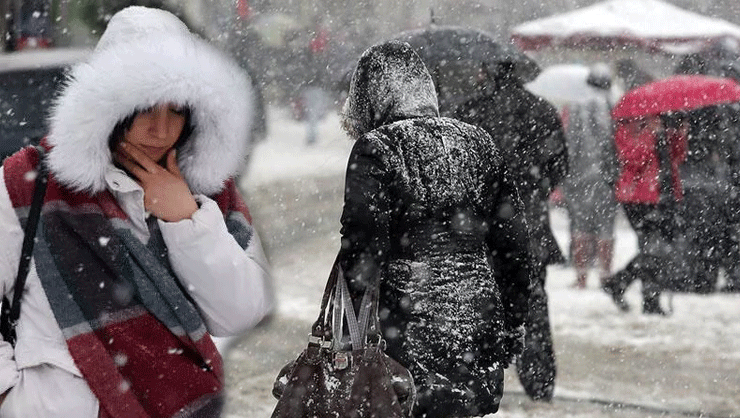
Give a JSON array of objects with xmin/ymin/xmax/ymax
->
[
  {"xmin": 641, "ymin": 270, "xmax": 668, "ymax": 315},
  {"xmin": 720, "ymin": 283, "xmax": 740, "ymax": 293},
  {"xmin": 516, "ymin": 279, "xmax": 556, "ymax": 402},
  {"xmin": 602, "ymin": 273, "xmax": 629, "ymax": 312},
  {"xmin": 642, "ymin": 296, "xmax": 667, "ymax": 315},
  {"xmin": 720, "ymin": 269, "xmax": 740, "ymax": 293}
]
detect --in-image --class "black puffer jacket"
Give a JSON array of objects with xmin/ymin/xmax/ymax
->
[
  {"xmin": 338, "ymin": 41, "xmax": 533, "ymax": 418},
  {"xmin": 453, "ymin": 82, "xmax": 568, "ymax": 265}
]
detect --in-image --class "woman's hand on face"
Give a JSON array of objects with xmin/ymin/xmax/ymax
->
[{"xmin": 114, "ymin": 143, "xmax": 198, "ymax": 222}]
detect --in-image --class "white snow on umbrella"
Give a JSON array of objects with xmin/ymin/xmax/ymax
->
[
  {"xmin": 526, "ymin": 64, "xmax": 601, "ymax": 107},
  {"xmin": 512, "ymin": 0, "xmax": 740, "ymax": 55}
]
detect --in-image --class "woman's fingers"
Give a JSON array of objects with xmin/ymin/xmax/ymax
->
[
  {"xmin": 166, "ymin": 149, "xmax": 184, "ymax": 178},
  {"xmin": 119, "ymin": 142, "xmax": 160, "ymax": 173},
  {"xmin": 113, "ymin": 151, "xmax": 148, "ymax": 179}
]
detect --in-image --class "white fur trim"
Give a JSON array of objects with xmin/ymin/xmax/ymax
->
[
  {"xmin": 96, "ymin": 6, "xmax": 191, "ymax": 53},
  {"xmin": 47, "ymin": 7, "xmax": 253, "ymax": 195}
]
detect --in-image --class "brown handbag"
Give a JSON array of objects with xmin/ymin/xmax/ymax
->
[{"xmin": 271, "ymin": 265, "xmax": 416, "ymax": 418}]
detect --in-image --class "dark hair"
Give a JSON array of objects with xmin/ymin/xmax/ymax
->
[
  {"xmin": 587, "ymin": 71, "xmax": 612, "ymax": 90},
  {"xmin": 107, "ymin": 105, "xmax": 194, "ymax": 153}
]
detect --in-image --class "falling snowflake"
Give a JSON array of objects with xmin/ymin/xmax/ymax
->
[
  {"xmin": 118, "ymin": 379, "xmax": 131, "ymax": 393},
  {"xmin": 23, "ymin": 170, "xmax": 38, "ymax": 182},
  {"xmin": 113, "ymin": 353, "xmax": 128, "ymax": 367}
]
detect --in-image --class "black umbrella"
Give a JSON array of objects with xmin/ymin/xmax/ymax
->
[
  {"xmin": 674, "ymin": 53, "xmax": 740, "ymax": 83},
  {"xmin": 391, "ymin": 26, "xmax": 541, "ymax": 113}
]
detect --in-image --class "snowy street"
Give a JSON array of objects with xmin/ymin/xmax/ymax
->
[{"xmin": 222, "ymin": 107, "xmax": 740, "ymax": 418}]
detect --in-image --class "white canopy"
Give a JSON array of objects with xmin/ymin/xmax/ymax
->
[{"xmin": 511, "ymin": 0, "xmax": 740, "ymax": 55}]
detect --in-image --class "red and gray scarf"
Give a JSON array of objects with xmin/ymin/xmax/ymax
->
[{"xmin": 4, "ymin": 146, "xmax": 254, "ymax": 418}]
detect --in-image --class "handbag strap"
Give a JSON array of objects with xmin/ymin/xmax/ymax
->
[
  {"xmin": 310, "ymin": 257, "xmax": 341, "ymax": 345},
  {"xmin": 1, "ymin": 146, "xmax": 48, "ymax": 346},
  {"xmin": 335, "ymin": 269, "xmax": 376, "ymax": 351},
  {"xmin": 310, "ymin": 257, "xmax": 381, "ymax": 350},
  {"xmin": 334, "ymin": 270, "xmax": 359, "ymax": 349}
]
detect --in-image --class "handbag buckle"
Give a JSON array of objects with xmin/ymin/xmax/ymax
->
[
  {"xmin": 308, "ymin": 335, "xmax": 332, "ymax": 349},
  {"xmin": 367, "ymin": 332, "xmax": 385, "ymax": 349},
  {"xmin": 333, "ymin": 351, "xmax": 351, "ymax": 370}
]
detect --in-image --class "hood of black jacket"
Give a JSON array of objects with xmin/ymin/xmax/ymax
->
[{"xmin": 342, "ymin": 41, "xmax": 439, "ymax": 139}]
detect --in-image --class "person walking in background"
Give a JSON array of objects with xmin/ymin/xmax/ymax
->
[
  {"xmin": 681, "ymin": 106, "xmax": 732, "ymax": 293},
  {"xmin": 453, "ymin": 61, "xmax": 568, "ymax": 402},
  {"xmin": 602, "ymin": 113, "xmax": 688, "ymax": 315},
  {"xmin": 717, "ymin": 104, "xmax": 740, "ymax": 292},
  {"xmin": 299, "ymin": 19, "xmax": 332, "ymax": 146},
  {"xmin": 681, "ymin": 104, "xmax": 740, "ymax": 293},
  {"xmin": 673, "ymin": 58, "xmax": 740, "ymax": 293},
  {"xmin": 561, "ymin": 65, "xmax": 620, "ymax": 289},
  {"xmin": 0, "ymin": 7, "xmax": 273, "ymax": 416},
  {"xmin": 336, "ymin": 41, "xmax": 533, "ymax": 417}
]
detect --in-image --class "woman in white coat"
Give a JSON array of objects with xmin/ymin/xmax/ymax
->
[{"xmin": 0, "ymin": 6, "xmax": 273, "ymax": 417}]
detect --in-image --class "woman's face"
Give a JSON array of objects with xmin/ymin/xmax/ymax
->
[{"xmin": 124, "ymin": 103, "xmax": 187, "ymax": 163}]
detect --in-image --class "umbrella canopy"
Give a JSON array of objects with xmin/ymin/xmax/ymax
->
[
  {"xmin": 611, "ymin": 75, "xmax": 740, "ymax": 119},
  {"xmin": 511, "ymin": 0, "xmax": 740, "ymax": 55},
  {"xmin": 526, "ymin": 63, "xmax": 615, "ymax": 107},
  {"xmin": 394, "ymin": 26, "xmax": 540, "ymax": 82},
  {"xmin": 390, "ymin": 26, "xmax": 540, "ymax": 113}
]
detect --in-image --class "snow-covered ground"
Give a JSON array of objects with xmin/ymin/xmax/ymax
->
[{"xmin": 223, "ymin": 105, "xmax": 740, "ymax": 417}]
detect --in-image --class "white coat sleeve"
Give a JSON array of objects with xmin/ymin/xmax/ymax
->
[
  {"xmin": 0, "ymin": 167, "xmax": 21, "ymax": 394},
  {"xmin": 158, "ymin": 196, "xmax": 274, "ymax": 337}
]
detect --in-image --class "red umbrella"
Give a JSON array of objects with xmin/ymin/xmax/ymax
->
[{"xmin": 612, "ymin": 75, "xmax": 740, "ymax": 119}]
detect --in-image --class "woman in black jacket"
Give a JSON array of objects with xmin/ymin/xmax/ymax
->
[{"xmin": 336, "ymin": 41, "xmax": 533, "ymax": 418}]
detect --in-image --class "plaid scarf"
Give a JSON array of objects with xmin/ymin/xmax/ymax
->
[{"xmin": 4, "ymin": 146, "xmax": 255, "ymax": 418}]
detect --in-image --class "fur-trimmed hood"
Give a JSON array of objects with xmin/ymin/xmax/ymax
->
[{"xmin": 46, "ymin": 6, "xmax": 254, "ymax": 196}]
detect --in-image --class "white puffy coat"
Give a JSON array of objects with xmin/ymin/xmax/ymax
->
[{"xmin": 0, "ymin": 6, "xmax": 273, "ymax": 416}]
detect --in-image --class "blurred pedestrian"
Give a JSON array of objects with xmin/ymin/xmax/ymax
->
[
  {"xmin": 602, "ymin": 113, "xmax": 688, "ymax": 314},
  {"xmin": 561, "ymin": 65, "xmax": 620, "ymax": 289},
  {"xmin": 300, "ymin": 85, "xmax": 331, "ymax": 145},
  {"xmin": 337, "ymin": 41, "xmax": 533, "ymax": 417},
  {"xmin": 672, "ymin": 60, "xmax": 740, "ymax": 292},
  {"xmin": 453, "ymin": 61, "xmax": 568, "ymax": 401},
  {"xmin": 719, "ymin": 104, "xmax": 740, "ymax": 292},
  {"xmin": 683, "ymin": 104, "xmax": 740, "ymax": 293},
  {"xmin": 0, "ymin": 7, "xmax": 273, "ymax": 416},
  {"xmin": 681, "ymin": 106, "xmax": 729, "ymax": 293},
  {"xmin": 300, "ymin": 20, "xmax": 332, "ymax": 145}
]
